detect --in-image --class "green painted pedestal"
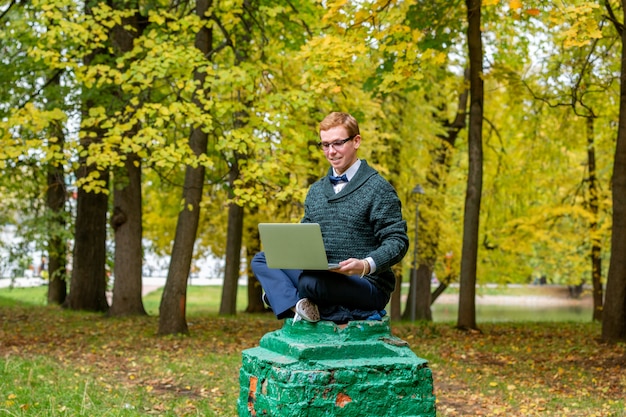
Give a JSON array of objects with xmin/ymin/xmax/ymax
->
[{"xmin": 238, "ymin": 318, "xmax": 436, "ymax": 417}]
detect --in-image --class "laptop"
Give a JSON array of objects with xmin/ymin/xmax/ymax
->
[{"xmin": 258, "ymin": 223, "xmax": 340, "ymax": 270}]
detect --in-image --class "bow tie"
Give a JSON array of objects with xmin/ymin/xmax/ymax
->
[{"xmin": 329, "ymin": 174, "xmax": 349, "ymax": 185}]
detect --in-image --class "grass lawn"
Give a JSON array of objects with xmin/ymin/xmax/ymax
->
[{"xmin": 0, "ymin": 285, "xmax": 624, "ymax": 416}]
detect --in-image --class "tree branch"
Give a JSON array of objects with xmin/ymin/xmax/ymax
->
[
  {"xmin": 285, "ymin": 0, "xmax": 312, "ymax": 37},
  {"xmin": 17, "ymin": 69, "xmax": 64, "ymax": 110},
  {"xmin": 604, "ymin": 0, "xmax": 623, "ymax": 35},
  {"xmin": 0, "ymin": 0, "xmax": 18, "ymax": 23}
]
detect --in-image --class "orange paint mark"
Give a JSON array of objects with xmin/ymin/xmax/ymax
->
[
  {"xmin": 335, "ymin": 392, "xmax": 352, "ymax": 408},
  {"xmin": 247, "ymin": 376, "xmax": 258, "ymax": 416}
]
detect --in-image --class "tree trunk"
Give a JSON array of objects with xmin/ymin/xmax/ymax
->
[
  {"xmin": 415, "ymin": 265, "xmax": 432, "ymax": 321},
  {"xmin": 585, "ymin": 117, "xmax": 603, "ymax": 322},
  {"xmin": 107, "ymin": 9, "xmax": 147, "ymax": 317},
  {"xmin": 158, "ymin": 0, "xmax": 211, "ymax": 335},
  {"xmin": 64, "ymin": 0, "xmax": 110, "ymax": 312},
  {"xmin": 158, "ymin": 132, "xmax": 207, "ymax": 334},
  {"xmin": 403, "ymin": 196, "xmax": 430, "ymax": 321},
  {"xmin": 602, "ymin": 1, "xmax": 626, "ymax": 341},
  {"xmin": 46, "ymin": 119, "xmax": 68, "ymax": 305},
  {"xmin": 390, "ymin": 265, "xmax": 402, "ymax": 320},
  {"xmin": 218, "ymin": 0, "xmax": 254, "ymax": 316},
  {"xmin": 220, "ymin": 160, "xmax": 244, "ymax": 316},
  {"xmin": 64, "ymin": 169, "xmax": 110, "ymax": 312},
  {"xmin": 457, "ymin": 0, "xmax": 483, "ymax": 331},
  {"xmin": 245, "ymin": 209, "xmax": 265, "ymax": 313},
  {"xmin": 109, "ymin": 154, "xmax": 146, "ymax": 316}
]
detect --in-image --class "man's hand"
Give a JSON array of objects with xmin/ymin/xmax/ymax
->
[{"xmin": 335, "ymin": 258, "xmax": 370, "ymax": 277}]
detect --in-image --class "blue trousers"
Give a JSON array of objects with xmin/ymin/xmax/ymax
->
[{"xmin": 251, "ymin": 252, "xmax": 389, "ymax": 319}]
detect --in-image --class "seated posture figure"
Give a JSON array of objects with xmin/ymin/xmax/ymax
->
[{"xmin": 251, "ymin": 111, "xmax": 409, "ymax": 322}]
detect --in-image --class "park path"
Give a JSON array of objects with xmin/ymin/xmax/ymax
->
[{"xmin": 435, "ymin": 291, "xmax": 593, "ymax": 307}]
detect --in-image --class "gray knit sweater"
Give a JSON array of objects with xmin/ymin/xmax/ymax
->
[{"xmin": 302, "ymin": 160, "xmax": 409, "ymax": 295}]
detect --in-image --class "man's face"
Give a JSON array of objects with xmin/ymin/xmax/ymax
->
[{"xmin": 319, "ymin": 126, "xmax": 361, "ymax": 175}]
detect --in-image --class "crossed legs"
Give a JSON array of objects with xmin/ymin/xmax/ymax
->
[{"xmin": 251, "ymin": 252, "xmax": 388, "ymax": 320}]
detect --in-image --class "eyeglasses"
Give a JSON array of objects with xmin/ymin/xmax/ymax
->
[{"xmin": 317, "ymin": 135, "xmax": 357, "ymax": 151}]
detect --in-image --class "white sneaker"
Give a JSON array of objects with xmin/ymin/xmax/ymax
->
[
  {"xmin": 294, "ymin": 298, "xmax": 320, "ymax": 322},
  {"xmin": 262, "ymin": 292, "xmax": 271, "ymax": 310}
]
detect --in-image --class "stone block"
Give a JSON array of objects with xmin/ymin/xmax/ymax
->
[{"xmin": 238, "ymin": 318, "xmax": 436, "ymax": 417}]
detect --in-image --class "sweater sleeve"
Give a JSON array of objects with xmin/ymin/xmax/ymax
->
[{"xmin": 366, "ymin": 180, "xmax": 409, "ymax": 274}]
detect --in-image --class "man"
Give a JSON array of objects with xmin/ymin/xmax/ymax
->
[{"xmin": 251, "ymin": 112, "xmax": 409, "ymax": 322}]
